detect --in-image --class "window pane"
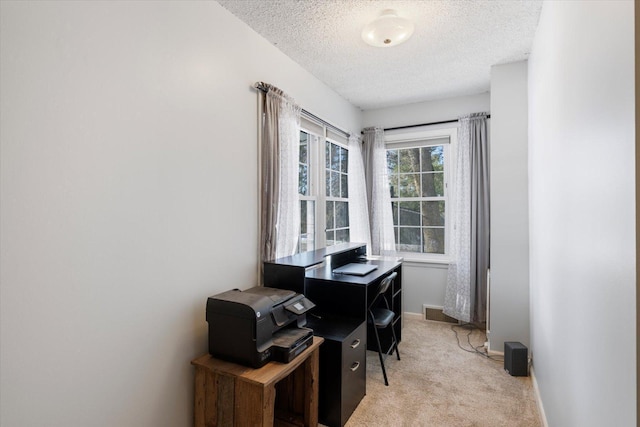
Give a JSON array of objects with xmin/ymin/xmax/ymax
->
[
  {"xmin": 336, "ymin": 229, "xmax": 349, "ymax": 244},
  {"xmin": 325, "ymin": 201, "xmax": 336, "ymax": 229},
  {"xmin": 299, "ymin": 200, "xmax": 315, "ymax": 253},
  {"xmin": 325, "ymin": 169, "xmax": 331, "ymax": 197},
  {"xmin": 387, "ymin": 150, "xmax": 398, "ymax": 175},
  {"xmin": 325, "ymin": 142, "xmax": 330, "ymax": 169},
  {"xmin": 399, "ymin": 201, "xmax": 420, "ymax": 226},
  {"xmin": 299, "ymin": 164, "xmax": 308, "ymax": 195},
  {"xmin": 331, "ymin": 144, "xmax": 340, "ymax": 171},
  {"xmin": 423, "ymin": 228, "xmax": 445, "ymax": 254},
  {"xmin": 422, "ymin": 201, "xmax": 445, "ymax": 226},
  {"xmin": 399, "ymin": 227, "xmax": 421, "ymax": 252},
  {"xmin": 326, "ymin": 201, "xmax": 334, "ymax": 229},
  {"xmin": 399, "ymin": 148, "xmax": 420, "ymax": 173},
  {"xmin": 299, "ymin": 238, "xmax": 309, "ymax": 253},
  {"xmin": 300, "ymin": 201, "xmax": 307, "ymax": 234},
  {"xmin": 399, "ymin": 174, "xmax": 420, "ymax": 197},
  {"xmin": 331, "ymin": 171, "xmax": 340, "ymax": 197},
  {"xmin": 340, "ymin": 147, "xmax": 348, "ymax": 173},
  {"xmin": 300, "ymin": 137, "xmax": 308, "ymax": 164},
  {"xmin": 391, "ymin": 201, "xmax": 398, "ymax": 225},
  {"xmin": 340, "ymin": 173, "xmax": 348, "ymax": 198},
  {"xmin": 421, "ymin": 146, "xmax": 444, "ymax": 171},
  {"xmin": 388, "ymin": 174, "xmax": 398, "ymax": 198},
  {"xmin": 336, "ymin": 201, "xmax": 349, "ymax": 228},
  {"xmin": 326, "ymin": 230, "xmax": 335, "ymax": 246},
  {"xmin": 421, "ymin": 172, "xmax": 444, "ymax": 197}
]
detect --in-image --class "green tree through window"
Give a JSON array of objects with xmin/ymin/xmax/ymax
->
[
  {"xmin": 297, "ymin": 129, "xmax": 350, "ymax": 253},
  {"xmin": 387, "ymin": 144, "xmax": 446, "ymax": 254}
]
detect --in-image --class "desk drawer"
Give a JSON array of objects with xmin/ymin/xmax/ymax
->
[
  {"xmin": 309, "ymin": 317, "xmax": 367, "ymax": 427},
  {"xmin": 341, "ymin": 322, "xmax": 366, "ymax": 377},
  {"xmin": 340, "ymin": 322, "xmax": 366, "ymax": 424}
]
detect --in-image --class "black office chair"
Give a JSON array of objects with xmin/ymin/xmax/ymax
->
[{"xmin": 368, "ymin": 272, "xmax": 400, "ymax": 386}]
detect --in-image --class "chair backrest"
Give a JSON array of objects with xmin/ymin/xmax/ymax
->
[{"xmin": 369, "ymin": 272, "xmax": 397, "ymax": 310}]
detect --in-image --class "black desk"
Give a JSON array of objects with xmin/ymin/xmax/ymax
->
[
  {"xmin": 264, "ymin": 243, "xmax": 403, "ymax": 349},
  {"xmin": 304, "ymin": 258, "xmax": 403, "ymax": 351},
  {"xmin": 263, "ymin": 242, "xmax": 369, "ymax": 295},
  {"xmin": 264, "ymin": 244, "xmax": 403, "ymax": 427}
]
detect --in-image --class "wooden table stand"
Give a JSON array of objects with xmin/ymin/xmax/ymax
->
[{"xmin": 192, "ymin": 336, "xmax": 323, "ymax": 427}]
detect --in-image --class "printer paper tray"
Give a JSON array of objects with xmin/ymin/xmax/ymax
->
[{"xmin": 271, "ymin": 327, "xmax": 314, "ymax": 364}]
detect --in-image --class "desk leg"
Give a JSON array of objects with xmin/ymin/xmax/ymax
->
[
  {"xmin": 194, "ymin": 368, "xmax": 235, "ymax": 427},
  {"xmin": 303, "ymin": 348, "xmax": 320, "ymax": 427},
  {"xmin": 194, "ymin": 367, "xmax": 205, "ymax": 427},
  {"xmin": 236, "ymin": 379, "xmax": 275, "ymax": 427}
]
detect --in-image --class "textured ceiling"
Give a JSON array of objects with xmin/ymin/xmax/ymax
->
[{"xmin": 217, "ymin": 0, "xmax": 542, "ymax": 111}]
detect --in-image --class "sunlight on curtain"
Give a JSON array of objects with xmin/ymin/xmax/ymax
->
[
  {"xmin": 348, "ymin": 133, "xmax": 371, "ymax": 252},
  {"xmin": 362, "ymin": 127, "xmax": 396, "ymax": 256}
]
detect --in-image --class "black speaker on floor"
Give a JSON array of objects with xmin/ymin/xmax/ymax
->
[{"xmin": 504, "ymin": 341, "xmax": 528, "ymax": 376}]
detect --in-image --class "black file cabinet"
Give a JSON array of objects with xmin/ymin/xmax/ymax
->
[{"xmin": 307, "ymin": 316, "xmax": 366, "ymax": 427}]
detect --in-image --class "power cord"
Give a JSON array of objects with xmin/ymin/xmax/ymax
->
[{"xmin": 450, "ymin": 323, "xmax": 504, "ymax": 362}]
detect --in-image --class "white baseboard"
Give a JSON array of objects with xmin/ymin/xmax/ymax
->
[
  {"xmin": 487, "ymin": 349, "xmax": 503, "ymax": 357},
  {"xmin": 530, "ymin": 366, "xmax": 549, "ymax": 427},
  {"xmin": 403, "ymin": 311, "xmax": 423, "ymax": 320}
]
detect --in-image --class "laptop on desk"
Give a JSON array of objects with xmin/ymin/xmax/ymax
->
[{"xmin": 332, "ymin": 263, "xmax": 378, "ymax": 276}]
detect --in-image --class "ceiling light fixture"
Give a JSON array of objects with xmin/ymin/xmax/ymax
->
[{"xmin": 361, "ymin": 9, "xmax": 415, "ymax": 48}]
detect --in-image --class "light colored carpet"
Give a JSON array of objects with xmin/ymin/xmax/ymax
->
[{"xmin": 342, "ymin": 318, "xmax": 541, "ymax": 427}]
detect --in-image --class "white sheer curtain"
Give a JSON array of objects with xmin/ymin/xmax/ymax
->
[
  {"xmin": 258, "ymin": 83, "xmax": 301, "ymax": 261},
  {"xmin": 274, "ymin": 94, "xmax": 302, "ymax": 259},
  {"xmin": 444, "ymin": 120, "xmax": 472, "ymax": 322},
  {"xmin": 444, "ymin": 113, "xmax": 490, "ymax": 323},
  {"xmin": 362, "ymin": 127, "xmax": 396, "ymax": 256},
  {"xmin": 348, "ymin": 133, "xmax": 371, "ymax": 252}
]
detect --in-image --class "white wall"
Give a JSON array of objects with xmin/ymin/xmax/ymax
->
[
  {"xmin": 528, "ymin": 2, "xmax": 635, "ymax": 426},
  {"xmin": 362, "ymin": 94, "xmax": 491, "ymax": 314},
  {"xmin": 401, "ymin": 261, "xmax": 449, "ymax": 314},
  {"xmin": 362, "ymin": 92, "xmax": 490, "ymax": 129},
  {"xmin": 0, "ymin": 2, "xmax": 360, "ymax": 426},
  {"xmin": 489, "ymin": 61, "xmax": 530, "ymax": 352}
]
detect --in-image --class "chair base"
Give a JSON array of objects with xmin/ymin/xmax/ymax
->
[{"xmin": 371, "ymin": 323, "xmax": 400, "ymax": 386}]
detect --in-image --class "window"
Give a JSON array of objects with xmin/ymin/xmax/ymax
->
[
  {"xmin": 298, "ymin": 121, "xmax": 350, "ymax": 252},
  {"xmin": 325, "ymin": 140, "xmax": 349, "ymax": 246},
  {"xmin": 386, "ymin": 128, "xmax": 455, "ymax": 259},
  {"xmin": 298, "ymin": 131, "xmax": 315, "ymax": 252}
]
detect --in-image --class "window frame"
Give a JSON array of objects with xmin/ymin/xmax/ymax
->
[
  {"xmin": 385, "ymin": 126, "xmax": 457, "ymax": 263},
  {"xmin": 298, "ymin": 130, "xmax": 317, "ymax": 253},
  {"xmin": 298, "ymin": 119, "xmax": 351, "ymax": 252},
  {"xmin": 324, "ymin": 138, "xmax": 350, "ymax": 247}
]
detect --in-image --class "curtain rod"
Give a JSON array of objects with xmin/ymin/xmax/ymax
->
[
  {"xmin": 383, "ymin": 115, "xmax": 491, "ymax": 132},
  {"xmin": 254, "ymin": 83, "xmax": 351, "ymax": 138}
]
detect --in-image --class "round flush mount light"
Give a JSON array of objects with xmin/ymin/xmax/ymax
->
[{"xmin": 361, "ymin": 9, "xmax": 415, "ymax": 47}]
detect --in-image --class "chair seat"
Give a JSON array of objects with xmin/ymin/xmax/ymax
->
[{"xmin": 369, "ymin": 307, "xmax": 395, "ymax": 328}]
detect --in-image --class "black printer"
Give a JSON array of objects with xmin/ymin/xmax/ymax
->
[{"xmin": 206, "ymin": 286, "xmax": 315, "ymax": 368}]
